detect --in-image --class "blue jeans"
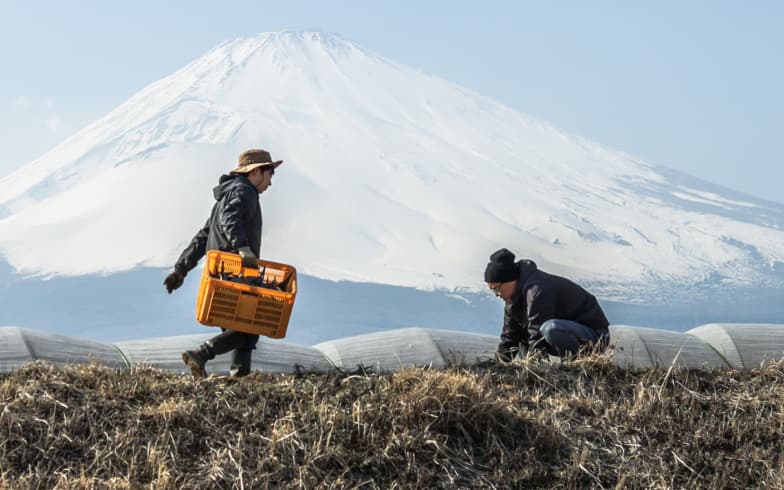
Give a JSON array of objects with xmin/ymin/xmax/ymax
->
[{"xmin": 539, "ymin": 319, "xmax": 610, "ymax": 357}]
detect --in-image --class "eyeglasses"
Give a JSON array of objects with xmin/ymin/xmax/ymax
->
[{"xmin": 488, "ymin": 283, "xmax": 502, "ymax": 293}]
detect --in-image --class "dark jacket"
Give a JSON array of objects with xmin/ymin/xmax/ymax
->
[
  {"xmin": 174, "ymin": 174, "xmax": 262, "ymax": 275},
  {"xmin": 498, "ymin": 260, "xmax": 609, "ymax": 358}
]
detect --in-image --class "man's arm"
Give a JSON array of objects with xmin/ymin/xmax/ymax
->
[
  {"xmin": 165, "ymin": 218, "xmax": 210, "ymax": 293},
  {"xmin": 525, "ymin": 286, "xmax": 557, "ymax": 349},
  {"xmin": 174, "ymin": 218, "xmax": 210, "ymax": 275},
  {"xmin": 497, "ymin": 302, "xmax": 529, "ymax": 362}
]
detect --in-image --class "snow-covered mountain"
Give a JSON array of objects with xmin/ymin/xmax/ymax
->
[{"xmin": 1, "ymin": 31, "xmax": 782, "ymax": 303}]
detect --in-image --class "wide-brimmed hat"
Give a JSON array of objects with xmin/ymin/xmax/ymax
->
[{"xmin": 230, "ymin": 148, "xmax": 283, "ymax": 174}]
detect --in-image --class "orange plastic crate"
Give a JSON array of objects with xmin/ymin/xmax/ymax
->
[{"xmin": 195, "ymin": 250, "xmax": 297, "ymax": 338}]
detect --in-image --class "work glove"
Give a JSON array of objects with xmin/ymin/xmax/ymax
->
[
  {"xmin": 164, "ymin": 271, "xmax": 185, "ymax": 294},
  {"xmin": 237, "ymin": 246, "xmax": 258, "ymax": 268}
]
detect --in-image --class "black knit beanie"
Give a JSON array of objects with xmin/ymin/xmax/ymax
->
[{"xmin": 484, "ymin": 248, "xmax": 519, "ymax": 283}]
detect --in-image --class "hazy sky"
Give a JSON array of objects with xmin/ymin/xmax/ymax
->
[{"xmin": 1, "ymin": 1, "xmax": 782, "ymax": 203}]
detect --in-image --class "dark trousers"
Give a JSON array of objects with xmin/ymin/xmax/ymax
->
[
  {"xmin": 205, "ymin": 329, "xmax": 259, "ymax": 376},
  {"xmin": 218, "ymin": 328, "xmax": 259, "ymax": 351},
  {"xmin": 539, "ymin": 319, "xmax": 610, "ymax": 357}
]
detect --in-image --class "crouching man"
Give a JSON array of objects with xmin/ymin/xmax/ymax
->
[{"xmin": 484, "ymin": 248, "xmax": 610, "ymax": 361}]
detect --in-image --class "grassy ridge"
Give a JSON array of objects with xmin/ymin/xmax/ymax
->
[{"xmin": 1, "ymin": 357, "xmax": 783, "ymax": 489}]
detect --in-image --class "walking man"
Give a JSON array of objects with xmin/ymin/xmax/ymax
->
[{"xmin": 164, "ymin": 148, "xmax": 282, "ymax": 377}]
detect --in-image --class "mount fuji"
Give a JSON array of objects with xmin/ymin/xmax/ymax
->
[{"xmin": 1, "ymin": 31, "xmax": 782, "ymax": 342}]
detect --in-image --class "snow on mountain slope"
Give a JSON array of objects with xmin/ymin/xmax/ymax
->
[{"xmin": 0, "ymin": 31, "xmax": 782, "ymax": 301}]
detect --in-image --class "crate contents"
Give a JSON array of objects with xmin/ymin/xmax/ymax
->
[{"xmin": 195, "ymin": 250, "xmax": 297, "ymax": 338}]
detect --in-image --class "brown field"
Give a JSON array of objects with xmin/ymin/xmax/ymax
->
[{"xmin": 1, "ymin": 355, "xmax": 782, "ymax": 489}]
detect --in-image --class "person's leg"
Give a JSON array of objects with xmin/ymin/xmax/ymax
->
[
  {"xmin": 540, "ymin": 319, "xmax": 606, "ymax": 357},
  {"xmin": 182, "ymin": 330, "xmax": 246, "ymax": 378},
  {"xmin": 209, "ymin": 329, "xmax": 248, "ymax": 353},
  {"xmin": 230, "ymin": 333, "xmax": 259, "ymax": 377}
]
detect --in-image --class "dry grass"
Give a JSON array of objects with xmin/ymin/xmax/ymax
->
[{"xmin": 1, "ymin": 354, "xmax": 783, "ymax": 489}]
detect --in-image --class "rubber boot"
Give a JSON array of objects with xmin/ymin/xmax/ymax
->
[
  {"xmin": 181, "ymin": 330, "xmax": 244, "ymax": 378},
  {"xmin": 230, "ymin": 349, "xmax": 253, "ymax": 377},
  {"xmin": 181, "ymin": 343, "xmax": 214, "ymax": 379}
]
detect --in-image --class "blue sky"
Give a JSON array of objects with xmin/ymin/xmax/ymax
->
[{"xmin": 1, "ymin": 1, "xmax": 782, "ymax": 203}]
